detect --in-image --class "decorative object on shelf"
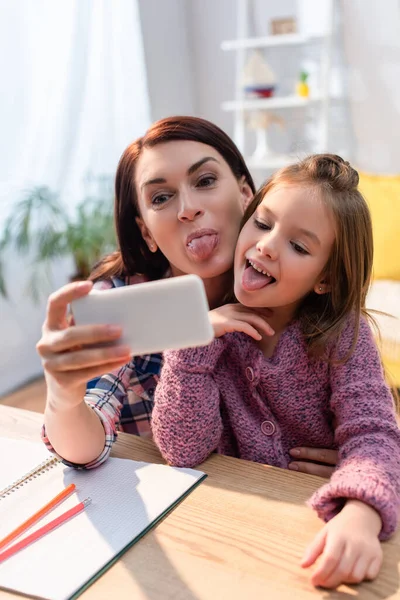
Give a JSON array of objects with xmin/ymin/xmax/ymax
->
[
  {"xmin": 0, "ymin": 176, "xmax": 115, "ymax": 301},
  {"xmin": 296, "ymin": 71, "xmax": 310, "ymax": 97},
  {"xmin": 270, "ymin": 17, "xmax": 297, "ymax": 35},
  {"xmin": 241, "ymin": 50, "xmax": 276, "ymax": 98},
  {"xmin": 246, "ymin": 111, "xmax": 285, "ymax": 161}
]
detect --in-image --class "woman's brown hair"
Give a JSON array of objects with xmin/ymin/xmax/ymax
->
[
  {"xmin": 90, "ymin": 116, "xmax": 256, "ymax": 283},
  {"xmin": 242, "ymin": 153, "xmax": 373, "ymax": 361}
]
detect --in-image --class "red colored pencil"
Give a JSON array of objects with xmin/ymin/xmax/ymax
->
[
  {"xmin": 0, "ymin": 497, "xmax": 91, "ymax": 563},
  {"xmin": 0, "ymin": 483, "xmax": 76, "ymax": 551}
]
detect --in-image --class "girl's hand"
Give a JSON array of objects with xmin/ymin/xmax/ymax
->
[
  {"xmin": 288, "ymin": 447, "xmax": 339, "ymax": 477},
  {"xmin": 209, "ymin": 304, "xmax": 274, "ymax": 340},
  {"xmin": 301, "ymin": 500, "xmax": 383, "ymax": 588},
  {"xmin": 36, "ymin": 281, "xmax": 131, "ymax": 407}
]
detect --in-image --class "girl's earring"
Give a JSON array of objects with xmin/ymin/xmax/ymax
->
[
  {"xmin": 319, "ymin": 286, "xmax": 322, "ymax": 292},
  {"xmin": 150, "ymin": 243, "xmax": 157, "ymax": 252}
]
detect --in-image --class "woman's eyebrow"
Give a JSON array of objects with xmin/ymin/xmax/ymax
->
[
  {"xmin": 141, "ymin": 157, "xmax": 220, "ymax": 190},
  {"xmin": 187, "ymin": 156, "xmax": 219, "ymax": 175}
]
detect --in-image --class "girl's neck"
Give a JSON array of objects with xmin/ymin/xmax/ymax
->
[
  {"xmin": 257, "ymin": 304, "xmax": 298, "ymax": 358},
  {"xmin": 260, "ymin": 304, "xmax": 297, "ymax": 336}
]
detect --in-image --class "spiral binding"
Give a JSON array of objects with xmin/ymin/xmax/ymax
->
[{"xmin": 0, "ymin": 456, "xmax": 61, "ymax": 500}]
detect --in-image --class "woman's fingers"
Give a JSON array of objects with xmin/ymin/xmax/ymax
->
[
  {"xmin": 45, "ymin": 281, "xmax": 93, "ymax": 330},
  {"xmin": 43, "ymin": 344, "xmax": 131, "ymax": 373},
  {"xmin": 52, "ymin": 358, "xmax": 132, "ymax": 389},
  {"xmin": 288, "ymin": 461, "xmax": 335, "ymax": 478},
  {"xmin": 38, "ymin": 324, "xmax": 123, "ymax": 355},
  {"xmin": 289, "ymin": 447, "xmax": 339, "ymax": 466}
]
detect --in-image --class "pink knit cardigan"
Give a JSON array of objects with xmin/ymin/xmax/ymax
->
[{"xmin": 152, "ymin": 317, "xmax": 400, "ymax": 540}]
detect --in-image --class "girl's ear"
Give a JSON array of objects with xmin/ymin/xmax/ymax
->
[
  {"xmin": 135, "ymin": 217, "xmax": 158, "ymax": 253},
  {"xmin": 314, "ymin": 279, "xmax": 331, "ymax": 295},
  {"xmin": 239, "ymin": 176, "xmax": 254, "ymax": 209}
]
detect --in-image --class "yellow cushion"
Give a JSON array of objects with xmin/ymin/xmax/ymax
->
[
  {"xmin": 384, "ymin": 359, "xmax": 400, "ymax": 389},
  {"xmin": 359, "ymin": 172, "xmax": 400, "ymax": 280}
]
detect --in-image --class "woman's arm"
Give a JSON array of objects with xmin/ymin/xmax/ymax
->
[
  {"xmin": 309, "ymin": 317, "xmax": 400, "ymax": 539},
  {"xmin": 152, "ymin": 339, "xmax": 226, "ymax": 467},
  {"xmin": 37, "ymin": 281, "xmax": 132, "ymax": 466}
]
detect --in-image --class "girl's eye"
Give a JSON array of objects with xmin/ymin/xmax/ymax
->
[
  {"xmin": 151, "ymin": 193, "xmax": 172, "ymax": 206},
  {"xmin": 196, "ymin": 175, "xmax": 217, "ymax": 188},
  {"xmin": 253, "ymin": 218, "xmax": 271, "ymax": 231},
  {"xmin": 291, "ymin": 242, "xmax": 309, "ymax": 255}
]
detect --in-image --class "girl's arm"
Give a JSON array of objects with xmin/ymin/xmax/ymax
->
[
  {"xmin": 152, "ymin": 339, "xmax": 226, "ymax": 467},
  {"xmin": 309, "ymin": 317, "xmax": 400, "ymax": 540}
]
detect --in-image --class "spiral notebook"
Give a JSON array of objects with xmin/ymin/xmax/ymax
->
[{"xmin": 0, "ymin": 437, "xmax": 206, "ymax": 600}]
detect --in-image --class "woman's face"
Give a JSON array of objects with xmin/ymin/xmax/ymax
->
[{"xmin": 135, "ymin": 140, "xmax": 253, "ymax": 279}]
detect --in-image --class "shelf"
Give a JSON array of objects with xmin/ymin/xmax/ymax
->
[
  {"xmin": 221, "ymin": 95, "xmax": 320, "ymax": 112},
  {"xmin": 221, "ymin": 33, "xmax": 323, "ymax": 51},
  {"xmin": 245, "ymin": 154, "xmax": 298, "ymax": 170}
]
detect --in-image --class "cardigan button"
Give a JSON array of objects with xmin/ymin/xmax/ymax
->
[
  {"xmin": 245, "ymin": 366, "xmax": 255, "ymax": 382},
  {"xmin": 261, "ymin": 420, "xmax": 276, "ymax": 436}
]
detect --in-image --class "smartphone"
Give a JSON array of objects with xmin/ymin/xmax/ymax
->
[{"xmin": 71, "ymin": 274, "xmax": 214, "ymax": 355}]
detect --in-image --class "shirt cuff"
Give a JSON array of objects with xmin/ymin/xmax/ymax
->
[{"xmin": 40, "ymin": 400, "xmax": 117, "ymax": 470}]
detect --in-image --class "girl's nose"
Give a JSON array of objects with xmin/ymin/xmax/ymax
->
[{"xmin": 256, "ymin": 236, "xmax": 278, "ymax": 261}]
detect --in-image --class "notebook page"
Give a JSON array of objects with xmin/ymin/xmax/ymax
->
[
  {"xmin": 0, "ymin": 442, "xmax": 205, "ymax": 600},
  {"xmin": 0, "ymin": 437, "xmax": 54, "ymax": 490}
]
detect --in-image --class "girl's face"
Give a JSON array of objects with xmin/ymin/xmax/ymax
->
[
  {"xmin": 135, "ymin": 140, "xmax": 252, "ymax": 279},
  {"xmin": 234, "ymin": 184, "xmax": 336, "ymax": 313}
]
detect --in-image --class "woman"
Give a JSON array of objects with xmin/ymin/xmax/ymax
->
[{"xmin": 37, "ymin": 116, "xmax": 338, "ymax": 473}]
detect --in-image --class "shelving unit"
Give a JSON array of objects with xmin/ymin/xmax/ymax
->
[{"xmin": 221, "ymin": 0, "xmax": 335, "ymax": 173}]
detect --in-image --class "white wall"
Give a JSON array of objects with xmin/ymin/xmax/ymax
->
[
  {"xmin": 139, "ymin": 0, "xmax": 352, "ymax": 186},
  {"xmin": 138, "ymin": 0, "xmax": 195, "ymax": 119}
]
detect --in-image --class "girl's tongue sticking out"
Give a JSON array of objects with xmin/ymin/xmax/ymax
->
[{"xmin": 242, "ymin": 260, "xmax": 275, "ymax": 291}]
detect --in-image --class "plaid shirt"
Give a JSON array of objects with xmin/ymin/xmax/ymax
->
[{"xmin": 42, "ymin": 274, "xmax": 165, "ymax": 468}]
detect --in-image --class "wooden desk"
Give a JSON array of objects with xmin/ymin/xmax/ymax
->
[{"xmin": 1, "ymin": 405, "xmax": 399, "ymax": 600}]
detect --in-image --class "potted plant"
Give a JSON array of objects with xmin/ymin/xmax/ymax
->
[{"xmin": 0, "ymin": 176, "xmax": 116, "ymax": 302}]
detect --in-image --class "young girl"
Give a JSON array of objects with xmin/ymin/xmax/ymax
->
[{"xmin": 152, "ymin": 154, "xmax": 400, "ymax": 589}]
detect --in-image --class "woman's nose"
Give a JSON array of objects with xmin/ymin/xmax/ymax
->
[{"xmin": 177, "ymin": 193, "xmax": 204, "ymax": 221}]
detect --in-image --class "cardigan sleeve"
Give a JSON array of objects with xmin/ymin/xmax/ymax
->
[
  {"xmin": 309, "ymin": 317, "xmax": 400, "ymax": 540},
  {"xmin": 152, "ymin": 339, "xmax": 226, "ymax": 467}
]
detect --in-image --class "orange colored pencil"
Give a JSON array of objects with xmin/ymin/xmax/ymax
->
[
  {"xmin": 0, "ymin": 497, "xmax": 91, "ymax": 563},
  {"xmin": 0, "ymin": 483, "xmax": 76, "ymax": 551}
]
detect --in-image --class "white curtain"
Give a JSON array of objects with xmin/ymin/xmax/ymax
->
[
  {"xmin": 0, "ymin": 0, "xmax": 151, "ymax": 394},
  {"xmin": 0, "ymin": 0, "xmax": 151, "ymax": 220},
  {"xmin": 341, "ymin": 0, "xmax": 400, "ymax": 174}
]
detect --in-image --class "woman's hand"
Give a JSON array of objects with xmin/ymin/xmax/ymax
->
[
  {"xmin": 36, "ymin": 281, "xmax": 131, "ymax": 408},
  {"xmin": 209, "ymin": 304, "xmax": 274, "ymax": 340},
  {"xmin": 301, "ymin": 500, "xmax": 383, "ymax": 588},
  {"xmin": 288, "ymin": 447, "xmax": 339, "ymax": 478}
]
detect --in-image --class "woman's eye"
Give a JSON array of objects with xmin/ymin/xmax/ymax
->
[
  {"xmin": 151, "ymin": 193, "xmax": 171, "ymax": 206},
  {"xmin": 254, "ymin": 218, "xmax": 271, "ymax": 231},
  {"xmin": 196, "ymin": 175, "xmax": 217, "ymax": 188},
  {"xmin": 291, "ymin": 242, "xmax": 309, "ymax": 255}
]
